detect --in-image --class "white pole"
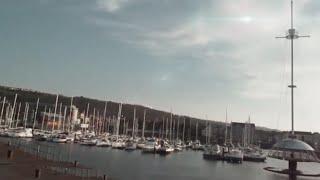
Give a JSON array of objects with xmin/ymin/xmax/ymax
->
[
  {"xmin": 103, "ymin": 101, "xmax": 107, "ymax": 133},
  {"xmin": 142, "ymin": 109, "xmax": 146, "ymax": 138},
  {"xmin": 41, "ymin": 106, "xmax": 47, "ymax": 131},
  {"xmin": 9, "ymin": 94, "xmax": 17, "ymax": 128},
  {"xmin": 32, "ymin": 98, "xmax": 40, "ymax": 130},
  {"xmin": 0, "ymin": 96, "xmax": 6, "ymax": 125},
  {"xmin": 57, "ymin": 103, "xmax": 62, "ymax": 131},
  {"xmin": 69, "ymin": 96, "xmax": 73, "ymax": 133},
  {"xmin": 52, "ymin": 94, "xmax": 59, "ymax": 132},
  {"xmin": 15, "ymin": 102, "xmax": 21, "ymax": 128},
  {"xmin": 63, "ymin": 105, "xmax": 67, "ymax": 132}
]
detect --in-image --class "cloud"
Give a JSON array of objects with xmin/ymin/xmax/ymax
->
[
  {"xmin": 83, "ymin": 0, "xmax": 320, "ymax": 130},
  {"xmin": 96, "ymin": 0, "xmax": 129, "ymax": 13}
]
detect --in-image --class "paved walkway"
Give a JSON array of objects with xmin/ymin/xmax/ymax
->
[{"xmin": 0, "ymin": 142, "xmax": 102, "ymax": 180}]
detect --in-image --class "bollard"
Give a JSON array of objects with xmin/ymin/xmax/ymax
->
[
  {"xmin": 103, "ymin": 174, "xmax": 107, "ymax": 180},
  {"xmin": 35, "ymin": 168, "xmax": 41, "ymax": 178},
  {"xmin": 74, "ymin": 160, "xmax": 79, "ymax": 167},
  {"xmin": 7, "ymin": 150, "xmax": 13, "ymax": 159}
]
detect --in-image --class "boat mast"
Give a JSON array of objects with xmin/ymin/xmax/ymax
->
[
  {"xmin": 276, "ymin": 0, "xmax": 309, "ymax": 136},
  {"xmin": 182, "ymin": 118, "xmax": 185, "ymax": 142},
  {"xmin": 166, "ymin": 118, "xmax": 168, "ymax": 139},
  {"xmin": 103, "ymin": 100, "xmax": 107, "ymax": 133},
  {"xmin": 152, "ymin": 119, "xmax": 155, "ymax": 137},
  {"xmin": 58, "ymin": 102, "xmax": 62, "ymax": 131},
  {"xmin": 132, "ymin": 106, "xmax": 136, "ymax": 138},
  {"xmin": 52, "ymin": 94, "xmax": 59, "ymax": 132},
  {"xmin": 9, "ymin": 94, "xmax": 17, "ymax": 128},
  {"xmin": 195, "ymin": 120, "xmax": 198, "ymax": 141},
  {"xmin": 32, "ymin": 98, "xmax": 39, "ymax": 130},
  {"xmin": 63, "ymin": 105, "xmax": 67, "ymax": 131},
  {"xmin": 170, "ymin": 110, "xmax": 173, "ymax": 141},
  {"xmin": 85, "ymin": 103, "xmax": 90, "ymax": 132},
  {"xmin": 15, "ymin": 102, "xmax": 21, "ymax": 128},
  {"xmin": 205, "ymin": 115, "xmax": 208, "ymax": 145},
  {"xmin": 46, "ymin": 108, "xmax": 51, "ymax": 131},
  {"xmin": 116, "ymin": 103, "xmax": 122, "ymax": 140},
  {"xmin": 68, "ymin": 96, "xmax": 73, "ymax": 133},
  {"xmin": 176, "ymin": 117, "xmax": 180, "ymax": 141},
  {"xmin": 0, "ymin": 96, "xmax": 6, "ymax": 125},
  {"xmin": 172, "ymin": 117, "xmax": 176, "ymax": 140},
  {"xmin": 162, "ymin": 117, "xmax": 165, "ymax": 138},
  {"xmin": 92, "ymin": 107, "xmax": 96, "ymax": 133},
  {"xmin": 41, "ymin": 105, "xmax": 47, "ymax": 131},
  {"xmin": 122, "ymin": 117, "xmax": 126, "ymax": 135},
  {"xmin": 142, "ymin": 109, "xmax": 146, "ymax": 138},
  {"xmin": 24, "ymin": 102, "xmax": 29, "ymax": 129},
  {"xmin": 224, "ymin": 108, "xmax": 228, "ymax": 145}
]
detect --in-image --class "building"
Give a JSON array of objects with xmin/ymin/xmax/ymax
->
[{"xmin": 231, "ymin": 122, "xmax": 255, "ymax": 146}]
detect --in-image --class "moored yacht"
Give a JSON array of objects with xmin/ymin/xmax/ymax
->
[
  {"xmin": 203, "ymin": 144, "xmax": 223, "ymax": 160},
  {"xmin": 80, "ymin": 138, "xmax": 97, "ymax": 146},
  {"xmin": 111, "ymin": 140, "xmax": 126, "ymax": 149},
  {"xmin": 192, "ymin": 140, "xmax": 204, "ymax": 151},
  {"xmin": 96, "ymin": 139, "xmax": 111, "ymax": 147},
  {"xmin": 243, "ymin": 147, "xmax": 266, "ymax": 162},
  {"xmin": 125, "ymin": 140, "xmax": 137, "ymax": 151},
  {"xmin": 157, "ymin": 140, "xmax": 174, "ymax": 155},
  {"xmin": 8, "ymin": 128, "xmax": 33, "ymax": 138},
  {"xmin": 224, "ymin": 149, "xmax": 244, "ymax": 163},
  {"xmin": 51, "ymin": 134, "xmax": 68, "ymax": 143},
  {"xmin": 142, "ymin": 139, "xmax": 160, "ymax": 153}
]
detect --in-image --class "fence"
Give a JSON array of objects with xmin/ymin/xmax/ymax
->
[{"xmin": 7, "ymin": 138, "xmax": 108, "ymax": 180}]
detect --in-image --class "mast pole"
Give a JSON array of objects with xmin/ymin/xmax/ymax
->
[
  {"xmin": 52, "ymin": 94, "xmax": 59, "ymax": 132},
  {"xmin": 0, "ymin": 96, "xmax": 6, "ymax": 125},
  {"xmin": 276, "ymin": 0, "xmax": 309, "ymax": 136},
  {"xmin": 290, "ymin": 0, "xmax": 294, "ymax": 135},
  {"xmin": 32, "ymin": 98, "xmax": 39, "ymax": 130}
]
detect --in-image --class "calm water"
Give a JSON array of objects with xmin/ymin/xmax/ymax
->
[{"xmin": 3, "ymin": 138, "xmax": 320, "ymax": 180}]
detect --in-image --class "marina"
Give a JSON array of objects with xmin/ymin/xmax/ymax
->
[
  {"xmin": 1, "ymin": 137, "xmax": 320, "ymax": 180},
  {"xmin": 1, "ymin": 0, "xmax": 320, "ymax": 179}
]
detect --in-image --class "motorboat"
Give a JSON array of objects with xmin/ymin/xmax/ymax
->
[
  {"xmin": 203, "ymin": 144, "xmax": 223, "ymax": 160},
  {"xmin": 111, "ymin": 140, "xmax": 126, "ymax": 149},
  {"xmin": 142, "ymin": 139, "xmax": 160, "ymax": 153},
  {"xmin": 243, "ymin": 147, "xmax": 266, "ymax": 162},
  {"xmin": 157, "ymin": 140, "xmax": 174, "ymax": 155},
  {"xmin": 80, "ymin": 138, "xmax": 97, "ymax": 146},
  {"xmin": 51, "ymin": 134, "xmax": 68, "ymax": 143},
  {"xmin": 96, "ymin": 139, "xmax": 111, "ymax": 147},
  {"xmin": 224, "ymin": 149, "xmax": 244, "ymax": 163},
  {"xmin": 125, "ymin": 140, "xmax": 137, "ymax": 151},
  {"xmin": 136, "ymin": 139, "xmax": 145, "ymax": 149},
  {"xmin": 8, "ymin": 128, "xmax": 33, "ymax": 138},
  {"xmin": 192, "ymin": 140, "xmax": 204, "ymax": 151}
]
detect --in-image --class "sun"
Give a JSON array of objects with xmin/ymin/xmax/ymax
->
[{"xmin": 241, "ymin": 16, "xmax": 253, "ymax": 23}]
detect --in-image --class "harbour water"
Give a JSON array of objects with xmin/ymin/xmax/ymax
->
[{"xmin": 2, "ymin": 137, "xmax": 319, "ymax": 180}]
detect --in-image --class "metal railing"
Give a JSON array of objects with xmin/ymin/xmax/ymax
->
[{"xmin": 7, "ymin": 138, "xmax": 108, "ymax": 180}]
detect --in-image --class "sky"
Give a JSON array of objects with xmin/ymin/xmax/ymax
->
[{"xmin": 1, "ymin": 0, "xmax": 320, "ymax": 132}]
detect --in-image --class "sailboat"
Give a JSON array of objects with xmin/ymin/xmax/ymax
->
[
  {"xmin": 223, "ymin": 109, "xmax": 244, "ymax": 163},
  {"xmin": 142, "ymin": 138, "xmax": 160, "ymax": 153},
  {"xmin": 242, "ymin": 116, "xmax": 266, "ymax": 162},
  {"xmin": 111, "ymin": 103, "xmax": 125, "ymax": 149}
]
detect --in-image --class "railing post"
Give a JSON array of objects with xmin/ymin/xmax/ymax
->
[
  {"xmin": 7, "ymin": 149, "xmax": 13, "ymax": 159},
  {"xmin": 35, "ymin": 168, "xmax": 41, "ymax": 178},
  {"xmin": 74, "ymin": 160, "xmax": 79, "ymax": 167}
]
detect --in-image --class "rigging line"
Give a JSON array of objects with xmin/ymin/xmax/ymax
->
[{"xmin": 275, "ymin": 40, "xmax": 290, "ymax": 130}]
